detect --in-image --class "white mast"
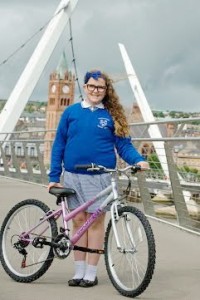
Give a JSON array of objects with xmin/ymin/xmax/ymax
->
[
  {"xmin": 0, "ymin": 0, "xmax": 79, "ymax": 141},
  {"xmin": 118, "ymin": 43, "xmax": 169, "ymax": 178}
]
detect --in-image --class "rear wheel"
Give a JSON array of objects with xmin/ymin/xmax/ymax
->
[
  {"xmin": 0, "ymin": 199, "xmax": 58, "ymax": 282},
  {"xmin": 104, "ymin": 206, "xmax": 156, "ymax": 298}
]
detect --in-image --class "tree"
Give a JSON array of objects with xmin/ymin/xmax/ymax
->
[{"xmin": 169, "ymin": 111, "xmax": 177, "ymax": 118}]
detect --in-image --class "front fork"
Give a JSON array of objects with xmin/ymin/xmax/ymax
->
[
  {"xmin": 110, "ymin": 202, "xmax": 136, "ymax": 252},
  {"xmin": 110, "ymin": 201, "xmax": 122, "ymax": 249}
]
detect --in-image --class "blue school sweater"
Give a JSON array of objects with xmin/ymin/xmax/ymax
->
[{"xmin": 49, "ymin": 103, "xmax": 144, "ymax": 182}]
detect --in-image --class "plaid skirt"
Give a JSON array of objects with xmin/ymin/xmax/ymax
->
[{"xmin": 63, "ymin": 171, "xmax": 111, "ymax": 213}]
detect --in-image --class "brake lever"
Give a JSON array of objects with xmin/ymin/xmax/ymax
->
[
  {"xmin": 131, "ymin": 165, "xmax": 141, "ymax": 174},
  {"xmin": 131, "ymin": 165, "xmax": 150, "ymax": 174}
]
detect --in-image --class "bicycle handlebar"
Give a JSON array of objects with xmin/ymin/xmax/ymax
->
[{"xmin": 75, "ymin": 163, "xmax": 149, "ymax": 174}]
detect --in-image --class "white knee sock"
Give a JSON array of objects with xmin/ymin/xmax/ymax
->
[
  {"xmin": 83, "ymin": 264, "xmax": 97, "ymax": 281},
  {"xmin": 73, "ymin": 261, "xmax": 86, "ymax": 279}
]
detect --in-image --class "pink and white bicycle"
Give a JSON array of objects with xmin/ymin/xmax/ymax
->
[{"xmin": 0, "ymin": 164, "xmax": 156, "ymax": 298}]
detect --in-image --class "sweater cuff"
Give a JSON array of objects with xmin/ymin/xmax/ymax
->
[{"xmin": 49, "ymin": 176, "xmax": 60, "ymax": 183}]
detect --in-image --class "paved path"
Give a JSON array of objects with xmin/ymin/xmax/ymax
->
[{"xmin": 0, "ymin": 177, "xmax": 200, "ymax": 300}]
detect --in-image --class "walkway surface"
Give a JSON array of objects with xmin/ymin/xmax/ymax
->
[{"xmin": 0, "ymin": 177, "xmax": 200, "ymax": 300}]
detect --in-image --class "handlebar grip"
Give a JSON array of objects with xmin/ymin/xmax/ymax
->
[
  {"xmin": 135, "ymin": 165, "xmax": 142, "ymax": 171},
  {"xmin": 75, "ymin": 164, "xmax": 94, "ymax": 170}
]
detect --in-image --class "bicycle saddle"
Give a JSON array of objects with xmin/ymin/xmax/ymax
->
[{"xmin": 49, "ymin": 187, "xmax": 76, "ymax": 197}]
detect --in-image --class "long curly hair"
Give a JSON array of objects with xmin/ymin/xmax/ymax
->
[{"xmin": 84, "ymin": 70, "xmax": 130, "ymax": 137}]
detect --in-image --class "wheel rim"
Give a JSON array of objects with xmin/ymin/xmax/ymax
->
[{"xmin": 2, "ymin": 204, "xmax": 53, "ymax": 278}]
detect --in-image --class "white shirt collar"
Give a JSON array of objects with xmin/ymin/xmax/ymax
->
[{"xmin": 81, "ymin": 99, "xmax": 104, "ymax": 109}]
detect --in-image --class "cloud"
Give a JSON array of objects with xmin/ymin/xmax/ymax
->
[{"xmin": 0, "ymin": 0, "xmax": 200, "ymax": 112}]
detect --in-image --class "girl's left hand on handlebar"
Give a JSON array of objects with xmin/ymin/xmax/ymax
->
[{"xmin": 136, "ymin": 161, "xmax": 150, "ymax": 170}]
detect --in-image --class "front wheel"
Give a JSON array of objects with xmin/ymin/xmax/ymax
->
[
  {"xmin": 0, "ymin": 199, "xmax": 58, "ymax": 283},
  {"xmin": 104, "ymin": 206, "xmax": 156, "ymax": 298}
]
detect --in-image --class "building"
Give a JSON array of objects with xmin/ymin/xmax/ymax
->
[
  {"xmin": 43, "ymin": 52, "xmax": 75, "ymax": 165},
  {"xmin": 128, "ymin": 103, "xmax": 177, "ymax": 154}
]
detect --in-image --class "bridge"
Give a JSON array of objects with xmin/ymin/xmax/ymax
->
[
  {"xmin": 0, "ymin": 176, "xmax": 199, "ymax": 300},
  {"xmin": 0, "ymin": 0, "xmax": 200, "ymax": 298},
  {"xmin": 0, "ymin": 118, "xmax": 200, "ymax": 300}
]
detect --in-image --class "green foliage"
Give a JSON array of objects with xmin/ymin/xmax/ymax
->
[
  {"xmin": 169, "ymin": 111, "xmax": 177, "ymax": 118},
  {"xmin": 147, "ymin": 153, "xmax": 162, "ymax": 170},
  {"xmin": 181, "ymin": 165, "xmax": 190, "ymax": 172},
  {"xmin": 25, "ymin": 103, "xmax": 35, "ymax": 113},
  {"xmin": 191, "ymin": 120, "xmax": 200, "ymax": 125},
  {"xmin": 178, "ymin": 165, "xmax": 200, "ymax": 182},
  {"xmin": 24, "ymin": 101, "xmax": 47, "ymax": 113},
  {"xmin": 153, "ymin": 111, "xmax": 165, "ymax": 118},
  {"xmin": 0, "ymin": 103, "xmax": 4, "ymax": 110},
  {"xmin": 178, "ymin": 165, "xmax": 198, "ymax": 174},
  {"xmin": 0, "ymin": 100, "xmax": 6, "ymax": 111}
]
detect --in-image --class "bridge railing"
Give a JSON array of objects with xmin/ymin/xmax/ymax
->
[
  {"xmin": 0, "ymin": 117, "xmax": 200, "ymax": 233},
  {"xmin": 127, "ymin": 117, "xmax": 200, "ymax": 234},
  {"xmin": 0, "ymin": 129, "xmax": 52, "ymax": 185}
]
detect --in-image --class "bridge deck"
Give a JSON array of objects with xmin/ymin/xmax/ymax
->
[{"xmin": 0, "ymin": 177, "xmax": 199, "ymax": 300}]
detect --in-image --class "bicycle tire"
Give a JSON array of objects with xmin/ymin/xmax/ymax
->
[
  {"xmin": 104, "ymin": 206, "xmax": 156, "ymax": 298},
  {"xmin": 0, "ymin": 199, "xmax": 58, "ymax": 283}
]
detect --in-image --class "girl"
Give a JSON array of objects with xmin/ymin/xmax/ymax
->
[{"xmin": 48, "ymin": 70, "xmax": 148, "ymax": 287}]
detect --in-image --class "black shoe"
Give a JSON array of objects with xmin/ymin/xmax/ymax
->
[
  {"xmin": 68, "ymin": 278, "xmax": 82, "ymax": 286},
  {"xmin": 79, "ymin": 277, "xmax": 98, "ymax": 288}
]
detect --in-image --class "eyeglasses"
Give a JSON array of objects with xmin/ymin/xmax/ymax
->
[{"xmin": 86, "ymin": 84, "xmax": 107, "ymax": 93}]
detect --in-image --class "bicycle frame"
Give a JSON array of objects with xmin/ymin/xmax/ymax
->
[
  {"xmin": 20, "ymin": 178, "xmax": 123, "ymax": 248},
  {"xmin": 1, "ymin": 164, "xmax": 156, "ymax": 298},
  {"xmin": 0, "ymin": 165, "xmax": 156, "ymax": 298}
]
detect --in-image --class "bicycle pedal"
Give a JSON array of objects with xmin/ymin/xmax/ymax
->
[{"xmin": 32, "ymin": 237, "xmax": 45, "ymax": 248}]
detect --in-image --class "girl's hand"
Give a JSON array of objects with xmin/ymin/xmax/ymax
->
[
  {"xmin": 136, "ymin": 161, "xmax": 150, "ymax": 170},
  {"xmin": 47, "ymin": 182, "xmax": 63, "ymax": 192}
]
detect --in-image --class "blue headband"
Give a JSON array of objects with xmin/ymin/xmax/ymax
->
[{"xmin": 84, "ymin": 71, "xmax": 103, "ymax": 83}]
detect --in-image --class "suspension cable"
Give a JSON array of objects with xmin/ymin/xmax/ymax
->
[
  {"xmin": 68, "ymin": 18, "xmax": 83, "ymax": 101},
  {"xmin": 0, "ymin": 3, "xmax": 69, "ymax": 68},
  {"xmin": 0, "ymin": 3, "xmax": 84, "ymax": 101}
]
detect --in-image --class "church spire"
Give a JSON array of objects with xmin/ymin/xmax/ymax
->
[{"xmin": 56, "ymin": 51, "xmax": 68, "ymax": 79}]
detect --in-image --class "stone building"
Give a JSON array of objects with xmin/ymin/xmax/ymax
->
[
  {"xmin": 128, "ymin": 103, "xmax": 177, "ymax": 155},
  {"xmin": 43, "ymin": 53, "xmax": 75, "ymax": 165},
  {"xmin": 176, "ymin": 142, "xmax": 200, "ymax": 170}
]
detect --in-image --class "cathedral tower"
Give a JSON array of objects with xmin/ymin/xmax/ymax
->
[{"xmin": 44, "ymin": 52, "xmax": 75, "ymax": 166}]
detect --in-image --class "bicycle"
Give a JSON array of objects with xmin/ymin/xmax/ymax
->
[{"xmin": 0, "ymin": 164, "xmax": 156, "ymax": 298}]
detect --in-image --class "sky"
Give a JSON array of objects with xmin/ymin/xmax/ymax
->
[{"xmin": 0, "ymin": 0, "xmax": 200, "ymax": 112}]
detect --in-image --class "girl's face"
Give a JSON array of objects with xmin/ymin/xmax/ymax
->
[{"xmin": 83, "ymin": 77, "xmax": 107, "ymax": 105}]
